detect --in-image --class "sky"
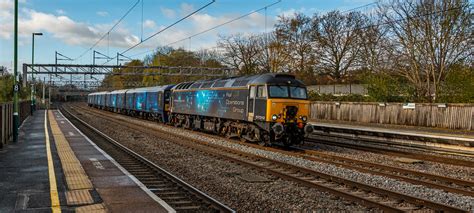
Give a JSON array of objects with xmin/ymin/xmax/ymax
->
[{"xmin": 0, "ymin": 0, "xmax": 377, "ymax": 74}]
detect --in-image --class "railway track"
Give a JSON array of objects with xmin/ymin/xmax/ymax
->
[
  {"xmin": 230, "ymin": 140, "xmax": 474, "ymax": 197},
  {"xmin": 295, "ymin": 146, "xmax": 474, "ymax": 197},
  {"xmin": 67, "ymin": 104, "xmax": 469, "ymax": 212},
  {"xmin": 306, "ymin": 136, "xmax": 474, "ymax": 168},
  {"xmin": 60, "ymin": 106, "xmax": 234, "ymax": 213},
  {"xmin": 72, "ymin": 103, "xmax": 474, "ymax": 198}
]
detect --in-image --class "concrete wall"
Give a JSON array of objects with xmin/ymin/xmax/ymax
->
[{"xmin": 307, "ymin": 84, "xmax": 368, "ymax": 95}]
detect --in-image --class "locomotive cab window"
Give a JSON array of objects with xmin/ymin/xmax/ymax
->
[
  {"xmin": 256, "ymin": 85, "xmax": 267, "ymax": 98},
  {"xmin": 249, "ymin": 86, "xmax": 256, "ymax": 98},
  {"xmin": 269, "ymin": 85, "xmax": 308, "ymax": 99},
  {"xmin": 290, "ymin": 86, "xmax": 307, "ymax": 99},
  {"xmin": 269, "ymin": 85, "xmax": 289, "ymax": 98}
]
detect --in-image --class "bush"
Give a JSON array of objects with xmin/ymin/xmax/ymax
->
[
  {"xmin": 0, "ymin": 74, "xmax": 31, "ymax": 103},
  {"xmin": 439, "ymin": 65, "xmax": 474, "ymax": 103}
]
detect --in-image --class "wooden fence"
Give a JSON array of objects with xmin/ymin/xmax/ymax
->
[
  {"xmin": 310, "ymin": 102, "xmax": 474, "ymax": 130},
  {"xmin": 0, "ymin": 101, "xmax": 31, "ymax": 148}
]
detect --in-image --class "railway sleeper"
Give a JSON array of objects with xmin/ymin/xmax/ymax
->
[{"xmin": 173, "ymin": 205, "xmax": 203, "ymax": 210}]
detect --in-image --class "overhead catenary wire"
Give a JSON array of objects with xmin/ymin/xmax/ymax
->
[
  {"xmin": 74, "ymin": 0, "xmax": 141, "ymax": 60},
  {"xmin": 342, "ymin": 1, "xmax": 377, "ymax": 13},
  {"xmin": 101, "ymin": 0, "xmax": 216, "ymax": 65},
  {"xmin": 121, "ymin": 0, "xmax": 216, "ymax": 55},
  {"xmin": 128, "ymin": 0, "xmax": 282, "ymax": 58}
]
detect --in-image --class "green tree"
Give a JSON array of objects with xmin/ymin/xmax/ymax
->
[
  {"xmin": 0, "ymin": 74, "xmax": 31, "ymax": 102},
  {"xmin": 439, "ymin": 64, "xmax": 474, "ymax": 103},
  {"xmin": 363, "ymin": 71, "xmax": 412, "ymax": 102},
  {"xmin": 143, "ymin": 48, "xmax": 225, "ymax": 86}
]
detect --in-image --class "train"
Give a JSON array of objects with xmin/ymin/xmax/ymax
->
[{"xmin": 88, "ymin": 73, "xmax": 313, "ymax": 146}]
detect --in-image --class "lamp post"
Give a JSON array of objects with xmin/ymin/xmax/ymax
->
[
  {"xmin": 31, "ymin": 32, "xmax": 43, "ymax": 115},
  {"xmin": 13, "ymin": 0, "xmax": 18, "ymax": 142}
]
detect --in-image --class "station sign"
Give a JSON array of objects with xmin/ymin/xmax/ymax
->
[{"xmin": 13, "ymin": 84, "xmax": 20, "ymax": 92}]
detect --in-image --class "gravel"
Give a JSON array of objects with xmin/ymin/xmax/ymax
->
[
  {"xmin": 74, "ymin": 104, "xmax": 474, "ymax": 211},
  {"xmin": 74, "ymin": 107, "xmax": 370, "ymax": 212},
  {"xmin": 303, "ymin": 135, "xmax": 474, "ymax": 182}
]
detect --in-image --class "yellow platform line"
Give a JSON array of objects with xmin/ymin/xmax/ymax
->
[
  {"xmin": 45, "ymin": 110, "xmax": 62, "ymax": 213},
  {"xmin": 49, "ymin": 111, "xmax": 93, "ymax": 191}
]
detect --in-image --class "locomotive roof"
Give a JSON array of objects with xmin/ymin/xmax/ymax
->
[
  {"xmin": 109, "ymin": 89, "xmax": 128, "ymax": 94},
  {"xmin": 126, "ymin": 85, "xmax": 174, "ymax": 93},
  {"xmin": 88, "ymin": 91, "xmax": 109, "ymax": 95},
  {"xmin": 172, "ymin": 73, "xmax": 305, "ymax": 90}
]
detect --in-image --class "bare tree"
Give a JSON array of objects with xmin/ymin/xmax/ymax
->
[
  {"xmin": 275, "ymin": 13, "xmax": 315, "ymax": 78},
  {"xmin": 358, "ymin": 14, "xmax": 395, "ymax": 73},
  {"xmin": 254, "ymin": 32, "xmax": 289, "ymax": 73},
  {"xmin": 380, "ymin": 0, "xmax": 472, "ymax": 101},
  {"xmin": 218, "ymin": 34, "xmax": 261, "ymax": 75},
  {"xmin": 311, "ymin": 11, "xmax": 365, "ymax": 82}
]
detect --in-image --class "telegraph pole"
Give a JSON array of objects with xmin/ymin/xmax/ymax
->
[{"xmin": 13, "ymin": 0, "xmax": 19, "ymax": 143}]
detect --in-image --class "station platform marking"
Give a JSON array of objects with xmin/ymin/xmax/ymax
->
[
  {"xmin": 66, "ymin": 190, "xmax": 94, "ymax": 206},
  {"xmin": 49, "ymin": 111, "xmax": 93, "ymax": 190},
  {"xmin": 48, "ymin": 111, "xmax": 95, "ymax": 207},
  {"xmin": 57, "ymin": 110, "xmax": 175, "ymax": 213},
  {"xmin": 44, "ymin": 111, "xmax": 62, "ymax": 213},
  {"xmin": 75, "ymin": 203, "xmax": 106, "ymax": 213}
]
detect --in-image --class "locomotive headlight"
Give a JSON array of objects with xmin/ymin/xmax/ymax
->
[
  {"xmin": 272, "ymin": 114, "xmax": 278, "ymax": 121},
  {"xmin": 301, "ymin": 116, "xmax": 308, "ymax": 122}
]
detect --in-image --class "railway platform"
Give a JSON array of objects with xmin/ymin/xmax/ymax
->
[
  {"xmin": 309, "ymin": 120, "xmax": 474, "ymax": 148},
  {"xmin": 0, "ymin": 110, "xmax": 173, "ymax": 212}
]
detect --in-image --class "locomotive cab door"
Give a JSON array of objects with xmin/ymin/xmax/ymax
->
[
  {"xmin": 247, "ymin": 85, "xmax": 267, "ymax": 122},
  {"xmin": 247, "ymin": 86, "xmax": 256, "ymax": 121},
  {"xmin": 162, "ymin": 90, "xmax": 171, "ymax": 123}
]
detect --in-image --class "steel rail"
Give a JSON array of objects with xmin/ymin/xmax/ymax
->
[
  {"xmin": 306, "ymin": 136, "xmax": 474, "ymax": 168},
  {"xmin": 61, "ymin": 106, "xmax": 234, "ymax": 213},
  {"xmin": 76, "ymin": 103, "xmax": 474, "ymax": 197},
  {"xmin": 73, "ymin": 104, "xmax": 468, "ymax": 213}
]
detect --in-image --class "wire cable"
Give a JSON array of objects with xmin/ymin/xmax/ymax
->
[
  {"xmin": 120, "ymin": 0, "xmax": 216, "ymax": 55},
  {"xmin": 74, "ymin": 0, "xmax": 141, "ymax": 60},
  {"xmin": 128, "ymin": 0, "xmax": 281, "ymax": 58}
]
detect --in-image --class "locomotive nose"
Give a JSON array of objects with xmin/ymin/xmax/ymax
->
[{"xmin": 285, "ymin": 106, "xmax": 298, "ymax": 119}]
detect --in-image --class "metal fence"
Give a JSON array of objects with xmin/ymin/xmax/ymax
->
[
  {"xmin": 311, "ymin": 102, "xmax": 474, "ymax": 130},
  {"xmin": 0, "ymin": 101, "xmax": 31, "ymax": 148}
]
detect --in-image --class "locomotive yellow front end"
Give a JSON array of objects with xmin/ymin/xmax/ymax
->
[{"xmin": 265, "ymin": 85, "xmax": 313, "ymax": 145}]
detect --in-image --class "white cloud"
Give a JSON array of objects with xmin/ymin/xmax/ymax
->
[
  {"xmin": 96, "ymin": 11, "xmax": 108, "ymax": 17},
  {"xmin": 180, "ymin": 3, "xmax": 194, "ymax": 15},
  {"xmin": 9, "ymin": 9, "xmax": 140, "ymax": 48},
  {"xmin": 143, "ymin": 19, "xmax": 156, "ymax": 29},
  {"xmin": 275, "ymin": 7, "xmax": 320, "ymax": 18},
  {"xmin": 0, "ymin": 0, "xmax": 13, "ymax": 39},
  {"xmin": 127, "ymin": 10, "xmax": 274, "ymax": 55},
  {"xmin": 160, "ymin": 7, "xmax": 175, "ymax": 19},
  {"xmin": 56, "ymin": 9, "xmax": 65, "ymax": 15}
]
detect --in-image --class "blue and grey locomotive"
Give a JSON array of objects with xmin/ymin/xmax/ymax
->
[{"xmin": 88, "ymin": 73, "xmax": 313, "ymax": 146}]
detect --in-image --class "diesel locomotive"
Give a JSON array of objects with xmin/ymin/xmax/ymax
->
[{"xmin": 88, "ymin": 73, "xmax": 313, "ymax": 146}]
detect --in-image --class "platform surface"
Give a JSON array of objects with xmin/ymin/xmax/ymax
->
[
  {"xmin": 0, "ymin": 110, "xmax": 173, "ymax": 213},
  {"xmin": 310, "ymin": 120, "xmax": 474, "ymax": 142},
  {"xmin": 0, "ymin": 110, "xmax": 67, "ymax": 212}
]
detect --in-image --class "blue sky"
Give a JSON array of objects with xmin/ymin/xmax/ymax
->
[{"xmin": 0, "ymin": 0, "xmax": 376, "ymax": 73}]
